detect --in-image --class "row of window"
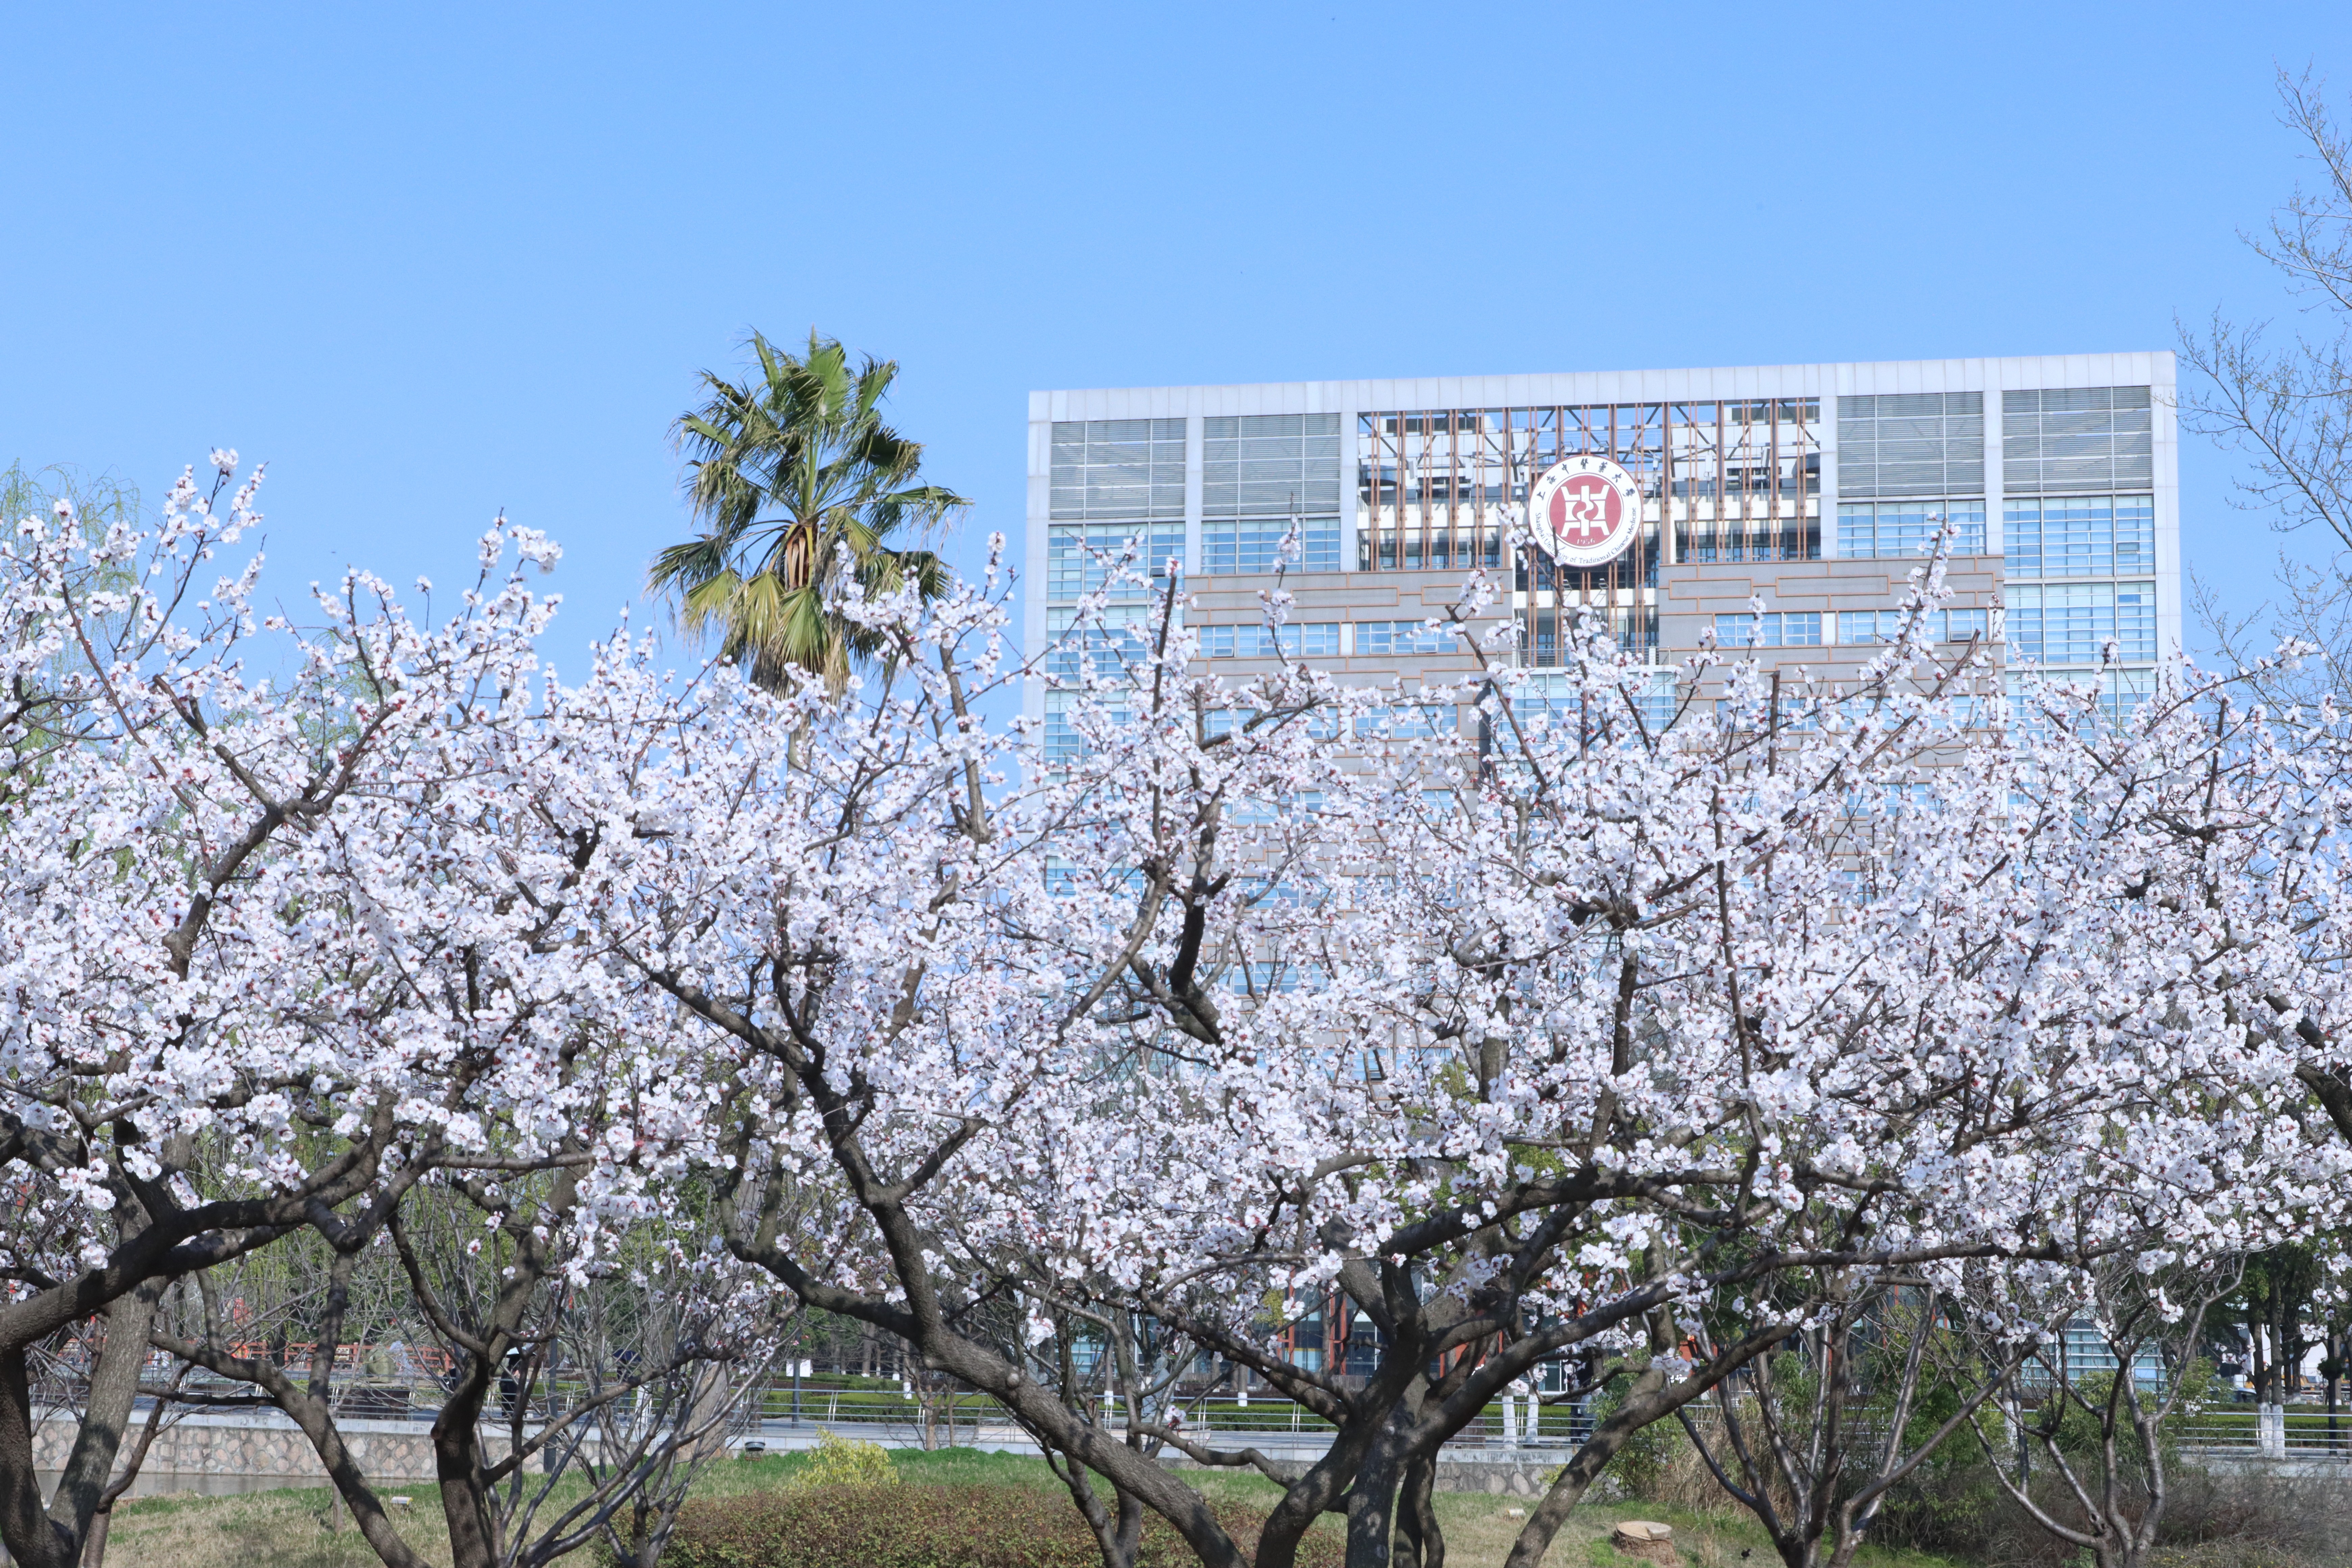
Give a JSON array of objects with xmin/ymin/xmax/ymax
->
[
  {"xmin": 1833, "ymin": 494, "xmax": 2153, "ymax": 575},
  {"xmin": 1837, "ymin": 499, "xmax": 1988, "ymax": 558},
  {"xmin": 2005, "ymin": 494, "xmax": 2155, "ymax": 578},
  {"xmin": 1677, "ymin": 525, "xmax": 1822, "ymax": 563},
  {"xmin": 1836, "ymin": 391, "xmax": 1985, "ymax": 500},
  {"xmin": 1073, "ymin": 614, "xmax": 1669, "ymax": 666},
  {"xmin": 1357, "ymin": 456, "xmax": 1821, "ymax": 506},
  {"xmin": 2009, "ymin": 581, "xmax": 2156, "ymax": 665},
  {"xmin": 1196, "ymin": 622, "xmax": 1341, "ymax": 660},
  {"xmin": 1041, "ymin": 696, "xmax": 1463, "ymax": 759},
  {"xmin": 1190, "ymin": 621, "xmax": 1467, "ymax": 658},
  {"xmin": 1061, "ymin": 595, "xmax": 2145, "ymax": 674},
  {"xmin": 1372, "ymin": 400, "xmax": 1818, "ymax": 436},
  {"xmin": 1053, "ymin": 389, "xmax": 2152, "ymax": 526},
  {"xmin": 1200, "ymin": 518, "xmax": 1342, "ymax": 575},
  {"xmin": 1716, "ymin": 667, "xmax": 2155, "ymax": 732},
  {"xmin": 1204, "ymin": 414, "xmax": 1343, "ymax": 516},
  {"xmin": 1715, "ymin": 609, "xmax": 1992, "ymax": 649},
  {"xmin": 2003, "ymin": 386, "xmax": 2155, "ymax": 496},
  {"xmin": 1714, "ymin": 583, "xmax": 2154, "ymax": 666},
  {"xmin": 1528, "ymin": 609, "xmax": 1658, "ymax": 664},
  {"xmin": 1050, "ymin": 415, "xmax": 1347, "ymax": 522},
  {"xmin": 1046, "ymin": 666, "xmax": 2151, "ymax": 765},
  {"xmin": 1049, "ymin": 497, "xmax": 2154, "ymax": 591},
  {"xmin": 1045, "ymin": 520, "xmax": 1185, "ymax": 602},
  {"xmin": 1520, "ymin": 546, "xmax": 1664, "ymax": 590},
  {"xmin": 1048, "ymin": 419, "xmax": 1186, "ymax": 521},
  {"xmin": 1047, "ymin": 520, "xmax": 1346, "ymax": 599}
]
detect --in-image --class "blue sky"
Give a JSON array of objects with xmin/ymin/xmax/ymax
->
[{"xmin": 4, "ymin": 2, "xmax": 2351, "ymax": 681}]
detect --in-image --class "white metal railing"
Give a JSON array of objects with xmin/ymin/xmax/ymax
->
[
  {"xmin": 2175, "ymin": 1404, "xmax": 2352, "ymax": 1459},
  {"xmin": 739, "ymin": 1384, "xmax": 1593, "ymax": 1451}
]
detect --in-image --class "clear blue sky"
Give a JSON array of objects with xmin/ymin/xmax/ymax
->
[{"xmin": 4, "ymin": 2, "xmax": 2350, "ymax": 678}]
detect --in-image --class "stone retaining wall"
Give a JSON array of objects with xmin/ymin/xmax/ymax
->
[{"xmin": 31, "ymin": 1411, "xmax": 544, "ymax": 1484}]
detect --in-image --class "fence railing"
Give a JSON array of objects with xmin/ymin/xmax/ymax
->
[
  {"xmin": 2176, "ymin": 1407, "xmax": 2352, "ymax": 1459},
  {"xmin": 48, "ymin": 1356, "xmax": 2352, "ymax": 1466},
  {"xmin": 738, "ymin": 1382, "xmax": 1596, "ymax": 1450}
]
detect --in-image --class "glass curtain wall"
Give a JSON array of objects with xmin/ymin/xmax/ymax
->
[{"xmin": 1045, "ymin": 419, "xmax": 1188, "ymax": 759}]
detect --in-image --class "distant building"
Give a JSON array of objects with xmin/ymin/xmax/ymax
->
[{"xmin": 1025, "ymin": 355, "xmax": 2178, "ymax": 732}]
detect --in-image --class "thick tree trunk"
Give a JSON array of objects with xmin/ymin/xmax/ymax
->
[
  {"xmin": 1394, "ymin": 1452, "xmax": 1442, "ymax": 1568},
  {"xmin": 434, "ymin": 1352, "xmax": 505, "ymax": 1568},
  {"xmin": 47, "ymin": 1282, "xmax": 164, "ymax": 1554},
  {"xmin": 1343, "ymin": 1422, "xmax": 1406, "ymax": 1568},
  {"xmin": 0, "ymin": 1346, "xmax": 73, "ymax": 1568}
]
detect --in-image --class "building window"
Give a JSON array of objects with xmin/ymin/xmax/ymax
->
[
  {"xmin": 1042, "ymin": 692, "xmax": 1125, "ymax": 762},
  {"xmin": 1715, "ymin": 611, "xmax": 1823, "ymax": 648},
  {"xmin": 2004, "ymin": 495, "xmax": 2154, "ymax": 579},
  {"xmin": 2006, "ymin": 581, "xmax": 2153, "ymax": 666},
  {"xmin": 2002, "ymin": 387, "xmax": 2154, "ymax": 494},
  {"xmin": 1197, "ymin": 622, "xmax": 1341, "ymax": 659},
  {"xmin": 1356, "ymin": 620, "xmax": 1462, "ymax": 656},
  {"xmin": 1523, "ymin": 548, "xmax": 1662, "ymax": 588},
  {"xmin": 1044, "ymin": 622, "xmax": 1154, "ymax": 681},
  {"xmin": 1359, "ymin": 701, "xmax": 1456, "ymax": 739},
  {"xmin": 1228, "ymin": 789, "xmax": 1325, "ymax": 825},
  {"xmin": 1046, "ymin": 521, "xmax": 1184, "ymax": 602},
  {"xmin": 2116, "ymin": 582, "xmax": 2154, "ymax": 661},
  {"xmin": 1676, "ymin": 523, "xmax": 1820, "ymax": 563},
  {"xmin": 1836, "ymin": 499, "xmax": 1987, "ymax": 559},
  {"xmin": 1049, "ymin": 419, "xmax": 1186, "ymax": 521},
  {"xmin": 1203, "ymin": 414, "xmax": 1342, "ymax": 515},
  {"xmin": 1716, "ymin": 694, "xmax": 1823, "ymax": 732},
  {"xmin": 1526, "ymin": 609, "xmax": 1656, "ymax": 664},
  {"xmin": 1838, "ymin": 608, "xmax": 1990, "ymax": 645},
  {"xmin": 1201, "ymin": 517, "xmax": 1342, "ymax": 574},
  {"xmin": 1835, "ymin": 392, "xmax": 1984, "ymax": 498},
  {"xmin": 2005, "ymin": 669, "xmax": 2155, "ymax": 725}
]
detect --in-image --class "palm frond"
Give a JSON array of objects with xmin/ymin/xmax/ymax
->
[{"xmin": 651, "ymin": 329, "xmax": 966, "ymax": 688}]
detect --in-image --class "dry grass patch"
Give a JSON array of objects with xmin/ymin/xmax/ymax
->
[
  {"xmin": 102, "ymin": 1485, "xmax": 454, "ymax": 1568},
  {"xmin": 89, "ymin": 1450, "xmax": 1973, "ymax": 1568}
]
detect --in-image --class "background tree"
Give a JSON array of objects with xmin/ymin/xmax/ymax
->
[
  {"xmin": 1952, "ymin": 1256, "xmax": 2238, "ymax": 1568},
  {"xmin": 2232, "ymin": 1246, "xmax": 2328, "ymax": 1405},
  {"xmin": 651, "ymin": 330, "xmax": 966, "ymax": 694},
  {"xmin": 2174, "ymin": 79, "xmax": 2352, "ymax": 1175}
]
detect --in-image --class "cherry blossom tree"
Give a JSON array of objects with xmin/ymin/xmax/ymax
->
[
  {"xmin": 0, "ymin": 466, "xmax": 704, "ymax": 1568},
  {"xmin": 10, "ymin": 469, "xmax": 2350, "ymax": 1568},
  {"xmin": 571, "ymin": 530, "xmax": 2352, "ymax": 1568}
]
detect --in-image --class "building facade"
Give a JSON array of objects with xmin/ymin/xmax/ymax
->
[{"xmin": 1025, "ymin": 355, "xmax": 2179, "ymax": 736}]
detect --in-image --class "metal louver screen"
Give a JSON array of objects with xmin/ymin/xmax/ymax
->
[
  {"xmin": 1836, "ymin": 392, "xmax": 1984, "ymax": 498},
  {"xmin": 2001, "ymin": 387, "xmax": 2154, "ymax": 494},
  {"xmin": 1203, "ymin": 413, "xmax": 1342, "ymax": 516},
  {"xmin": 1049, "ymin": 419, "xmax": 1187, "ymax": 521}
]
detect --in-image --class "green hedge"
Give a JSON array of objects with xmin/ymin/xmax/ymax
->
[{"xmin": 662, "ymin": 1482, "xmax": 1342, "ymax": 1568}]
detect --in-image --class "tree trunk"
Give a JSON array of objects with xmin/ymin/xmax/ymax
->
[
  {"xmin": 0, "ymin": 1346, "xmax": 75, "ymax": 1568},
  {"xmin": 1344, "ymin": 1422, "xmax": 1406, "ymax": 1568},
  {"xmin": 37, "ymin": 1281, "xmax": 166, "ymax": 1568},
  {"xmin": 1394, "ymin": 1452, "xmax": 1442, "ymax": 1568},
  {"xmin": 434, "ymin": 1353, "xmax": 505, "ymax": 1568},
  {"xmin": 78, "ymin": 1504, "xmax": 112, "ymax": 1568}
]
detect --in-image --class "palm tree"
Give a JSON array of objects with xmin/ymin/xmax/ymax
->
[{"xmin": 652, "ymin": 330, "xmax": 967, "ymax": 693}]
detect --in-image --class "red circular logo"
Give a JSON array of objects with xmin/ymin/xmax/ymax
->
[
  {"xmin": 1548, "ymin": 475, "xmax": 1625, "ymax": 549},
  {"xmin": 1526, "ymin": 456, "xmax": 1641, "ymax": 568}
]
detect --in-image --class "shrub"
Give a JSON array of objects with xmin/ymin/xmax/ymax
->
[
  {"xmin": 662, "ymin": 1482, "xmax": 1343, "ymax": 1568},
  {"xmin": 792, "ymin": 1429, "xmax": 900, "ymax": 1489}
]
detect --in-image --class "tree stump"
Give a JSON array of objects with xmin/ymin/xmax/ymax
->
[{"xmin": 1612, "ymin": 1520, "xmax": 1677, "ymax": 1565}]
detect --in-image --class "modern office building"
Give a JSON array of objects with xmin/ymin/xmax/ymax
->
[{"xmin": 1025, "ymin": 354, "xmax": 2179, "ymax": 741}]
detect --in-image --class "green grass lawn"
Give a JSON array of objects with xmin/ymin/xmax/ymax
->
[{"xmin": 93, "ymin": 1444, "xmax": 1968, "ymax": 1568}]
